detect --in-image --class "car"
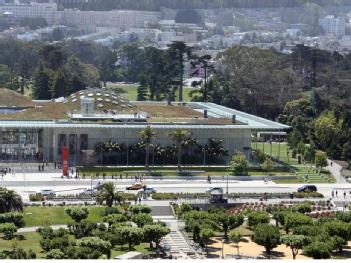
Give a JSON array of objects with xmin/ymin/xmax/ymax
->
[
  {"xmin": 206, "ymin": 187, "xmax": 224, "ymax": 194},
  {"xmin": 81, "ymin": 189, "xmax": 97, "ymax": 196},
  {"xmin": 93, "ymin": 182, "xmax": 105, "ymax": 191},
  {"xmin": 39, "ymin": 189, "xmax": 56, "ymax": 197},
  {"xmin": 297, "ymin": 185, "xmax": 317, "ymax": 193},
  {"xmin": 126, "ymin": 183, "xmax": 145, "ymax": 191},
  {"xmin": 144, "ymin": 187, "xmax": 157, "ymax": 194}
]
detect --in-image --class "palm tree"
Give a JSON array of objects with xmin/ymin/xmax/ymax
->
[
  {"xmin": 168, "ymin": 41, "xmax": 192, "ymax": 102},
  {"xmin": 138, "ymin": 126, "xmax": 156, "ymax": 170},
  {"xmin": 169, "ymin": 129, "xmax": 191, "ymax": 170},
  {"xmin": 96, "ymin": 182, "xmax": 124, "ymax": 207},
  {"xmin": 0, "ymin": 187, "xmax": 23, "ymax": 213}
]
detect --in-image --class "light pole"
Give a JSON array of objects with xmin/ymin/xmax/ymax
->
[
  {"xmin": 226, "ymin": 173, "xmax": 229, "ymax": 195},
  {"xmin": 91, "ymin": 176, "xmax": 93, "ymax": 201}
]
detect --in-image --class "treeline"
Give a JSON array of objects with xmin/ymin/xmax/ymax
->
[
  {"xmin": 0, "ymin": 39, "xmax": 113, "ymax": 99},
  {"xmin": 57, "ymin": 0, "xmax": 351, "ymax": 11}
]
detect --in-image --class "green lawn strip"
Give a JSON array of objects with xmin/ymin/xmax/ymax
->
[
  {"xmin": 23, "ymin": 206, "xmax": 105, "ymax": 227},
  {"xmin": 0, "ymin": 232, "xmax": 44, "ymax": 258},
  {"xmin": 111, "ymin": 243, "xmax": 153, "ymax": 258},
  {"xmin": 78, "ymin": 166, "xmax": 296, "ymax": 177},
  {"xmin": 252, "ymin": 142, "xmax": 300, "ymax": 165}
]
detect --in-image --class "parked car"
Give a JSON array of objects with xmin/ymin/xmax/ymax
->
[
  {"xmin": 206, "ymin": 187, "xmax": 224, "ymax": 194},
  {"xmin": 144, "ymin": 187, "xmax": 157, "ymax": 194},
  {"xmin": 93, "ymin": 182, "xmax": 105, "ymax": 191},
  {"xmin": 81, "ymin": 188, "xmax": 97, "ymax": 196},
  {"xmin": 39, "ymin": 189, "xmax": 56, "ymax": 197},
  {"xmin": 297, "ymin": 185, "xmax": 317, "ymax": 193},
  {"xmin": 126, "ymin": 183, "xmax": 145, "ymax": 191}
]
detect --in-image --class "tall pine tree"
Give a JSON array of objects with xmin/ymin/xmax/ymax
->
[{"xmin": 33, "ymin": 64, "xmax": 52, "ymax": 100}]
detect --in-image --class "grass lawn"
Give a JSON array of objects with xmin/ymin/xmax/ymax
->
[
  {"xmin": 252, "ymin": 142, "xmax": 299, "ymax": 165},
  {"xmin": 111, "ymin": 243, "xmax": 153, "ymax": 258},
  {"xmin": 23, "ymin": 206, "xmax": 105, "ymax": 227},
  {"xmin": 0, "ymin": 232, "xmax": 44, "ymax": 258},
  {"xmin": 78, "ymin": 166, "xmax": 294, "ymax": 177},
  {"xmin": 108, "ymin": 83, "xmax": 196, "ymax": 102}
]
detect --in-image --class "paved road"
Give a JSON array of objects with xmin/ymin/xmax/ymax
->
[{"xmin": 0, "ymin": 171, "xmax": 350, "ymax": 200}]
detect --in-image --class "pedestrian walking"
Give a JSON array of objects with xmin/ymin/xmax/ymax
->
[
  {"xmin": 120, "ymin": 174, "xmax": 122, "ymax": 180},
  {"xmin": 344, "ymin": 191, "xmax": 346, "ymax": 199},
  {"xmin": 38, "ymin": 165, "xmax": 41, "ymax": 172},
  {"xmin": 332, "ymin": 190, "xmax": 334, "ymax": 198},
  {"xmin": 138, "ymin": 197, "xmax": 142, "ymax": 204},
  {"xmin": 336, "ymin": 190, "xmax": 338, "ymax": 197},
  {"xmin": 54, "ymin": 162, "xmax": 57, "ymax": 169}
]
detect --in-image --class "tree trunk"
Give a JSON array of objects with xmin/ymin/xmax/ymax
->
[
  {"xmin": 145, "ymin": 143, "xmax": 150, "ymax": 170},
  {"xmin": 204, "ymin": 65, "xmax": 207, "ymax": 102},
  {"xmin": 266, "ymin": 248, "xmax": 271, "ymax": 259},
  {"xmin": 179, "ymin": 54, "xmax": 183, "ymax": 102},
  {"xmin": 177, "ymin": 143, "xmax": 182, "ymax": 170}
]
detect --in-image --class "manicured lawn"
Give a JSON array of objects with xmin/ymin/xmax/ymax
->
[
  {"xmin": 0, "ymin": 232, "xmax": 44, "ymax": 258},
  {"xmin": 23, "ymin": 206, "xmax": 105, "ymax": 227},
  {"xmin": 252, "ymin": 142, "xmax": 299, "ymax": 165},
  {"xmin": 111, "ymin": 243, "xmax": 153, "ymax": 258},
  {"xmin": 78, "ymin": 166, "xmax": 293, "ymax": 177}
]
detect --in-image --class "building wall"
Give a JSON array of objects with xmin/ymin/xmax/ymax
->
[
  {"xmin": 49, "ymin": 126, "xmax": 252, "ymax": 165},
  {"xmin": 0, "ymin": 3, "xmax": 161, "ymax": 27}
]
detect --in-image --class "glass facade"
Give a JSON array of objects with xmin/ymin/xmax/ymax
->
[{"xmin": 0, "ymin": 128, "xmax": 42, "ymax": 161}]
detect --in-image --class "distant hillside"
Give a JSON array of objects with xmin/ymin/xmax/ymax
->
[{"xmin": 55, "ymin": 0, "xmax": 351, "ymax": 11}]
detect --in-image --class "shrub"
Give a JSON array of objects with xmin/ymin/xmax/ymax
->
[
  {"xmin": 304, "ymin": 241, "xmax": 332, "ymax": 259},
  {"xmin": 65, "ymin": 207, "xmax": 89, "ymax": 223},
  {"xmin": 284, "ymin": 213, "xmax": 313, "ymax": 234},
  {"xmin": 103, "ymin": 214, "xmax": 127, "ymax": 226},
  {"xmin": 132, "ymin": 213, "xmax": 153, "ymax": 228},
  {"xmin": 101, "ymin": 206, "xmax": 124, "ymax": 216},
  {"xmin": 46, "ymin": 249, "xmax": 65, "ymax": 259},
  {"xmin": 151, "ymin": 193, "xmax": 178, "ymax": 200},
  {"xmin": 0, "ymin": 223, "xmax": 17, "ymax": 240},
  {"xmin": 29, "ymin": 194, "xmax": 44, "ymax": 202},
  {"xmin": 247, "ymin": 211, "xmax": 270, "ymax": 229},
  {"xmin": 129, "ymin": 205, "xmax": 151, "ymax": 214},
  {"xmin": 293, "ymin": 202, "xmax": 312, "ymax": 214},
  {"xmin": 0, "ymin": 213, "xmax": 25, "ymax": 228},
  {"xmin": 293, "ymin": 192, "xmax": 324, "ymax": 199}
]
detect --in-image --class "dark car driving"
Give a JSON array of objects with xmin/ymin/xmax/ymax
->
[{"xmin": 297, "ymin": 185, "xmax": 317, "ymax": 193}]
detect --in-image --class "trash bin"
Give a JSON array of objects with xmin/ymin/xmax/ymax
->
[{"xmin": 289, "ymin": 193, "xmax": 294, "ymax": 199}]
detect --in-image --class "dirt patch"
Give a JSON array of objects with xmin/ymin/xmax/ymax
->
[{"xmin": 209, "ymin": 236, "xmax": 311, "ymax": 259}]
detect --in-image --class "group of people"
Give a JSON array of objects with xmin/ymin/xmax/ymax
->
[
  {"xmin": 0, "ymin": 167, "xmax": 15, "ymax": 178},
  {"xmin": 331, "ymin": 190, "xmax": 350, "ymax": 199}
]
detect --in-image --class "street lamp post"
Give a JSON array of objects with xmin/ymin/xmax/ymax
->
[{"xmin": 226, "ymin": 174, "xmax": 229, "ymax": 195}]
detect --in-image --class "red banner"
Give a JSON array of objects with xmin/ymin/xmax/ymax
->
[{"xmin": 62, "ymin": 146, "xmax": 69, "ymax": 177}]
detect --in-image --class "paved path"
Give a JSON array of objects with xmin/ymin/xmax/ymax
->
[{"xmin": 18, "ymin": 224, "xmax": 67, "ymax": 233}]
